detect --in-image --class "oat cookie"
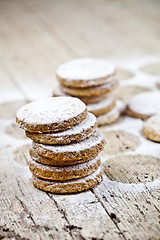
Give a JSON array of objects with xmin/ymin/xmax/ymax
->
[
  {"xmin": 60, "ymin": 77, "xmax": 119, "ymax": 97},
  {"xmin": 126, "ymin": 92, "xmax": 160, "ymax": 119},
  {"xmin": 26, "ymin": 113, "xmax": 97, "ymax": 145},
  {"xmin": 32, "ymin": 167, "xmax": 102, "ymax": 193},
  {"xmin": 31, "ymin": 129, "xmax": 105, "ymax": 162},
  {"xmin": 87, "ymin": 96, "xmax": 116, "ymax": 117},
  {"xmin": 142, "ymin": 115, "xmax": 160, "ymax": 142},
  {"xmin": 157, "ymin": 80, "xmax": 160, "ymax": 89},
  {"xmin": 53, "ymin": 85, "xmax": 108, "ymax": 104},
  {"xmin": 29, "ymin": 156, "xmax": 101, "ymax": 181},
  {"xmin": 16, "ymin": 97, "xmax": 87, "ymax": 133},
  {"xmin": 56, "ymin": 58, "xmax": 116, "ymax": 88},
  {"xmin": 97, "ymin": 101, "xmax": 124, "ymax": 126},
  {"xmin": 29, "ymin": 148, "xmax": 93, "ymax": 166}
]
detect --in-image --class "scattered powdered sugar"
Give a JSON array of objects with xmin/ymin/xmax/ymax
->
[
  {"xmin": 87, "ymin": 96, "xmax": 115, "ymax": 111},
  {"xmin": 56, "ymin": 58, "xmax": 115, "ymax": 81},
  {"xmin": 128, "ymin": 91, "xmax": 160, "ymax": 116},
  {"xmin": 16, "ymin": 97, "xmax": 86, "ymax": 125},
  {"xmin": 33, "ymin": 129, "xmax": 104, "ymax": 153}
]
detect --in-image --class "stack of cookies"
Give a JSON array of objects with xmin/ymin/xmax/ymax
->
[
  {"xmin": 16, "ymin": 97, "xmax": 105, "ymax": 193},
  {"xmin": 53, "ymin": 58, "xmax": 120, "ymax": 126}
]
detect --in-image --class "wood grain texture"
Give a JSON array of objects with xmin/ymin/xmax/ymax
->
[{"xmin": 0, "ymin": 0, "xmax": 160, "ymax": 239}]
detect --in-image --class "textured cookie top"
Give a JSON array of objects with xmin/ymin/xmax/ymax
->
[
  {"xmin": 38, "ymin": 112, "xmax": 96, "ymax": 137},
  {"xmin": 56, "ymin": 58, "xmax": 116, "ymax": 87},
  {"xmin": 143, "ymin": 115, "xmax": 160, "ymax": 133},
  {"xmin": 87, "ymin": 95, "xmax": 115, "ymax": 111},
  {"xmin": 16, "ymin": 97, "xmax": 87, "ymax": 132},
  {"xmin": 127, "ymin": 92, "xmax": 160, "ymax": 117},
  {"xmin": 26, "ymin": 112, "xmax": 97, "ymax": 145},
  {"xmin": 32, "ymin": 129, "xmax": 105, "ymax": 154}
]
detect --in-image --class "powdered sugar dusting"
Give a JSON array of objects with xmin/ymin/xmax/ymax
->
[
  {"xmin": 33, "ymin": 129, "xmax": 104, "ymax": 153},
  {"xmin": 87, "ymin": 96, "xmax": 115, "ymax": 112},
  {"xmin": 143, "ymin": 115, "xmax": 160, "ymax": 133},
  {"xmin": 35, "ymin": 167, "xmax": 102, "ymax": 185},
  {"xmin": 56, "ymin": 58, "xmax": 115, "ymax": 81},
  {"xmin": 16, "ymin": 97, "xmax": 86, "ymax": 126},
  {"xmin": 35, "ymin": 113, "xmax": 96, "ymax": 138},
  {"xmin": 30, "ymin": 156, "xmax": 100, "ymax": 172},
  {"xmin": 128, "ymin": 92, "xmax": 160, "ymax": 116}
]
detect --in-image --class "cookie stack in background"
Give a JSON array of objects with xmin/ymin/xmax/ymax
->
[
  {"xmin": 53, "ymin": 58, "xmax": 121, "ymax": 126},
  {"xmin": 16, "ymin": 97, "xmax": 105, "ymax": 193}
]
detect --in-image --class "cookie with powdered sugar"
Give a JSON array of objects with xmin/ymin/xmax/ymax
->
[
  {"xmin": 29, "ymin": 148, "xmax": 93, "ymax": 166},
  {"xmin": 60, "ymin": 77, "xmax": 119, "ymax": 97},
  {"xmin": 31, "ymin": 129, "xmax": 105, "ymax": 162},
  {"xmin": 87, "ymin": 96, "xmax": 116, "ymax": 117},
  {"xmin": 126, "ymin": 92, "xmax": 160, "ymax": 119},
  {"xmin": 157, "ymin": 80, "xmax": 160, "ymax": 89},
  {"xmin": 16, "ymin": 97, "xmax": 87, "ymax": 133},
  {"xmin": 32, "ymin": 167, "xmax": 102, "ymax": 193},
  {"xmin": 53, "ymin": 85, "xmax": 109, "ymax": 104},
  {"xmin": 26, "ymin": 113, "xmax": 97, "ymax": 145},
  {"xmin": 29, "ymin": 156, "xmax": 101, "ymax": 181},
  {"xmin": 97, "ymin": 101, "xmax": 125, "ymax": 126},
  {"xmin": 142, "ymin": 115, "xmax": 160, "ymax": 142},
  {"xmin": 56, "ymin": 58, "xmax": 116, "ymax": 88}
]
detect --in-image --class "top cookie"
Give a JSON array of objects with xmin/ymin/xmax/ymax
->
[
  {"xmin": 56, "ymin": 58, "xmax": 116, "ymax": 88},
  {"xmin": 126, "ymin": 92, "xmax": 160, "ymax": 119},
  {"xmin": 16, "ymin": 97, "xmax": 87, "ymax": 133}
]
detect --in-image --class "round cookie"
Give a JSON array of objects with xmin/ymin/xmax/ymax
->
[
  {"xmin": 29, "ymin": 156, "xmax": 101, "ymax": 181},
  {"xmin": 56, "ymin": 58, "xmax": 116, "ymax": 88},
  {"xmin": 126, "ymin": 92, "xmax": 160, "ymax": 119},
  {"xmin": 31, "ymin": 129, "xmax": 105, "ymax": 162},
  {"xmin": 32, "ymin": 167, "xmax": 102, "ymax": 193},
  {"xmin": 142, "ymin": 115, "xmax": 160, "ymax": 142},
  {"xmin": 60, "ymin": 77, "xmax": 119, "ymax": 97},
  {"xmin": 87, "ymin": 96, "xmax": 116, "ymax": 117},
  {"xmin": 96, "ymin": 101, "xmax": 124, "ymax": 126},
  {"xmin": 29, "ymin": 148, "xmax": 93, "ymax": 166},
  {"xmin": 53, "ymin": 85, "xmax": 108, "ymax": 104},
  {"xmin": 16, "ymin": 97, "xmax": 87, "ymax": 133},
  {"xmin": 157, "ymin": 80, "xmax": 160, "ymax": 89},
  {"xmin": 26, "ymin": 113, "xmax": 97, "ymax": 145}
]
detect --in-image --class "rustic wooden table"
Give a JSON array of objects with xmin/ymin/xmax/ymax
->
[{"xmin": 0, "ymin": 1, "xmax": 160, "ymax": 239}]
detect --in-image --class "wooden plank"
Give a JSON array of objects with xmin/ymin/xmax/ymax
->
[
  {"xmin": 0, "ymin": 144, "xmax": 124, "ymax": 240},
  {"xmin": 0, "ymin": 147, "xmax": 72, "ymax": 240},
  {"xmin": 24, "ymin": 0, "xmax": 160, "ymax": 59},
  {"xmin": 0, "ymin": 1, "xmax": 73, "ymax": 100},
  {"xmin": 0, "ymin": 65, "xmax": 28, "ymax": 119},
  {"xmin": 92, "ymin": 175, "xmax": 160, "ymax": 240}
]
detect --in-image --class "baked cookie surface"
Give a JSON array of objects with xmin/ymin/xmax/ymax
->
[
  {"xmin": 60, "ymin": 77, "xmax": 119, "ymax": 97},
  {"xmin": 126, "ymin": 92, "xmax": 160, "ymax": 119},
  {"xmin": 97, "ymin": 101, "xmax": 124, "ymax": 126},
  {"xmin": 29, "ymin": 156, "xmax": 101, "ymax": 181},
  {"xmin": 29, "ymin": 147, "xmax": 94, "ymax": 166},
  {"xmin": 142, "ymin": 115, "xmax": 160, "ymax": 142},
  {"xmin": 32, "ymin": 167, "xmax": 102, "ymax": 193},
  {"xmin": 26, "ymin": 113, "xmax": 97, "ymax": 144},
  {"xmin": 31, "ymin": 129, "xmax": 105, "ymax": 161},
  {"xmin": 16, "ymin": 97, "xmax": 87, "ymax": 133},
  {"xmin": 56, "ymin": 58, "xmax": 115, "ymax": 88},
  {"xmin": 87, "ymin": 96, "xmax": 116, "ymax": 117},
  {"xmin": 53, "ymin": 85, "xmax": 108, "ymax": 104}
]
